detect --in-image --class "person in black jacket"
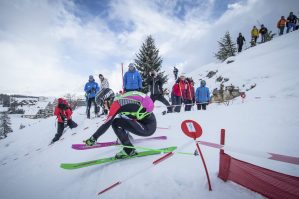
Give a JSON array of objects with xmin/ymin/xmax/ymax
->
[
  {"xmin": 237, "ymin": 33, "xmax": 246, "ymax": 52},
  {"xmin": 259, "ymin": 24, "xmax": 268, "ymax": 43},
  {"xmin": 173, "ymin": 67, "xmax": 178, "ymax": 80},
  {"xmin": 287, "ymin": 12, "xmax": 298, "ymax": 33},
  {"xmin": 147, "ymin": 70, "xmax": 172, "ymax": 113}
]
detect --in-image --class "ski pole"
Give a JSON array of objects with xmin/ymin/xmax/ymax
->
[
  {"xmin": 157, "ymin": 125, "xmax": 171, "ymax": 130},
  {"xmin": 97, "ymin": 139, "xmax": 194, "ymax": 196}
]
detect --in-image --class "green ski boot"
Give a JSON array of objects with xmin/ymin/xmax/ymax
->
[
  {"xmin": 84, "ymin": 136, "xmax": 96, "ymax": 146},
  {"xmin": 115, "ymin": 149, "xmax": 137, "ymax": 159}
]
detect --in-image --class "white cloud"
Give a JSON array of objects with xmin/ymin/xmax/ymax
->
[{"xmin": 0, "ymin": 0, "xmax": 298, "ymax": 96}]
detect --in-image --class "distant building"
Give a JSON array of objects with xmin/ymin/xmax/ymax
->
[{"xmin": 9, "ymin": 96, "xmax": 54, "ymax": 119}]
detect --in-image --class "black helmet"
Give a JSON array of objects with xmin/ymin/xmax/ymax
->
[
  {"xmin": 200, "ymin": 80, "xmax": 206, "ymax": 86},
  {"xmin": 95, "ymin": 88, "xmax": 115, "ymax": 107}
]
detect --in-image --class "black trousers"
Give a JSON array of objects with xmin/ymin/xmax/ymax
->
[
  {"xmin": 184, "ymin": 99, "xmax": 193, "ymax": 111},
  {"xmin": 150, "ymin": 94, "xmax": 172, "ymax": 112},
  {"xmin": 238, "ymin": 44, "xmax": 243, "ymax": 52},
  {"xmin": 52, "ymin": 122, "xmax": 65, "ymax": 142},
  {"xmin": 172, "ymin": 95, "xmax": 182, "ymax": 112},
  {"xmin": 124, "ymin": 88, "xmax": 139, "ymax": 92},
  {"xmin": 52, "ymin": 120, "xmax": 78, "ymax": 142},
  {"xmin": 111, "ymin": 114, "xmax": 156, "ymax": 154},
  {"xmin": 87, "ymin": 97, "xmax": 98, "ymax": 118},
  {"xmin": 197, "ymin": 103, "xmax": 207, "ymax": 110}
]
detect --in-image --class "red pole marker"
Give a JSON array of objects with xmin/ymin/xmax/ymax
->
[
  {"xmin": 181, "ymin": 120, "xmax": 212, "ymax": 191},
  {"xmin": 121, "ymin": 63, "xmax": 124, "ymax": 94}
]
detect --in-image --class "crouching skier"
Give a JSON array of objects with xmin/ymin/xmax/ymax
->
[
  {"xmin": 51, "ymin": 98, "xmax": 78, "ymax": 144},
  {"xmin": 84, "ymin": 91, "xmax": 156, "ymax": 159}
]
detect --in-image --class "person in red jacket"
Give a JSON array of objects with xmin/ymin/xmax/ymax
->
[
  {"xmin": 171, "ymin": 75, "xmax": 186, "ymax": 112},
  {"xmin": 51, "ymin": 98, "xmax": 78, "ymax": 144},
  {"xmin": 184, "ymin": 78, "xmax": 195, "ymax": 111}
]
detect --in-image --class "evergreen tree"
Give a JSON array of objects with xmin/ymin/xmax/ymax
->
[
  {"xmin": 134, "ymin": 35, "xmax": 167, "ymax": 93},
  {"xmin": 0, "ymin": 112, "xmax": 13, "ymax": 139},
  {"xmin": 215, "ymin": 32, "xmax": 237, "ymax": 62}
]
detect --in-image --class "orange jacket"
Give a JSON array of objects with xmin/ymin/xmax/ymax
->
[{"xmin": 277, "ymin": 18, "xmax": 287, "ymax": 28}]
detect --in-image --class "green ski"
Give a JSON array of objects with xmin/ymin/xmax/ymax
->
[{"xmin": 60, "ymin": 146, "xmax": 177, "ymax": 170}]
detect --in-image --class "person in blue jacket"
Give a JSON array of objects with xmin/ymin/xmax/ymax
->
[
  {"xmin": 123, "ymin": 63, "xmax": 142, "ymax": 92},
  {"xmin": 84, "ymin": 75, "xmax": 100, "ymax": 118},
  {"xmin": 195, "ymin": 80, "xmax": 210, "ymax": 110}
]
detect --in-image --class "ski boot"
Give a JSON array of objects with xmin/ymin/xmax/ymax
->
[
  {"xmin": 84, "ymin": 136, "xmax": 96, "ymax": 146},
  {"xmin": 115, "ymin": 149, "xmax": 137, "ymax": 159}
]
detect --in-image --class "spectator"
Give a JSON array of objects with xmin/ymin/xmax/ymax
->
[
  {"xmin": 50, "ymin": 98, "xmax": 77, "ymax": 144},
  {"xmin": 172, "ymin": 75, "xmax": 186, "ymax": 112},
  {"xmin": 84, "ymin": 75, "xmax": 100, "ymax": 119},
  {"xmin": 123, "ymin": 63, "xmax": 142, "ymax": 92},
  {"xmin": 184, "ymin": 78, "xmax": 195, "ymax": 111},
  {"xmin": 98, "ymin": 74, "xmax": 109, "ymax": 90},
  {"xmin": 147, "ymin": 70, "xmax": 172, "ymax": 114},
  {"xmin": 287, "ymin": 12, "xmax": 298, "ymax": 33},
  {"xmin": 251, "ymin": 26, "xmax": 259, "ymax": 46},
  {"xmin": 259, "ymin": 24, "xmax": 268, "ymax": 43},
  {"xmin": 277, "ymin": 16, "xmax": 287, "ymax": 35},
  {"xmin": 173, "ymin": 67, "xmax": 178, "ymax": 80},
  {"xmin": 237, "ymin": 33, "xmax": 246, "ymax": 52},
  {"xmin": 195, "ymin": 80, "xmax": 210, "ymax": 110}
]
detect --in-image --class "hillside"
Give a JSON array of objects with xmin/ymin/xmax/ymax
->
[{"xmin": 0, "ymin": 32, "xmax": 299, "ymax": 199}]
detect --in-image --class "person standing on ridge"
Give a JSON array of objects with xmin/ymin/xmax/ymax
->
[
  {"xmin": 84, "ymin": 91, "xmax": 156, "ymax": 159},
  {"xmin": 84, "ymin": 75, "xmax": 100, "ymax": 119},
  {"xmin": 277, "ymin": 16, "xmax": 287, "ymax": 35},
  {"xmin": 237, "ymin": 33, "xmax": 246, "ymax": 52},
  {"xmin": 286, "ymin": 12, "xmax": 298, "ymax": 33},
  {"xmin": 259, "ymin": 24, "xmax": 268, "ymax": 43},
  {"xmin": 251, "ymin": 26, "xmax": 259, "ymax": 46},
  {"xmin": 123, "ymin": 63, "xmax": 142, "ymax": 92},
  {"xmin": 173, "ymin": 67, "xmax": 179, "ymax": 80}
]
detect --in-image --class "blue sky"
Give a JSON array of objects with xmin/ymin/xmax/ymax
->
[{"xmin": 0, "ymin": 0, "xmax": 298, "ymax": 96}]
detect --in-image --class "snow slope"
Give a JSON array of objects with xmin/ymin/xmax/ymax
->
[{"xmin": 0, "ymin": 32, "xmax": 299, "ymax": 199}]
